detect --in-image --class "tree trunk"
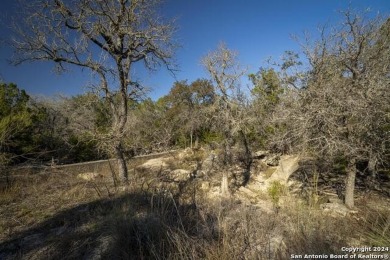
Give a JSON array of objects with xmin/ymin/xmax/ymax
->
[
  {"xmin": 368, "ymin": 155, "xmax": 377, "ymax": 179},
  {"xmin": 221, "ymin": 171, "xmax": 230, "ymax": 197},
  {"xmin": 115, "ymin": 142, "xmax": 128, "ymax": 183},
  {"xmin": 190, "ymin": 130, "xmax": 193, "ymax": 149},
  {"xmin": 194, "ymin": 135, "xmax": 199, "ymax": 149},
  {"xmin": 344, "ymin": 158, "xmax": 356, "ymax": 209}
]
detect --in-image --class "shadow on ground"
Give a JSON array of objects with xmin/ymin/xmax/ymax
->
[{"xmin": 0, "ymin": 191, "xmax": 219, "ymax": 260}]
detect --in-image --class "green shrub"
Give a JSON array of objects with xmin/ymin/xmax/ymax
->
[{"xmin": 267, "ymin": 181, "xmax": 286, "ymax": 206}]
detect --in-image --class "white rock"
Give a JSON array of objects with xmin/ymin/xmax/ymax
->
[
  {"xmin": 137, "ymin": 158, "xmax": 168, "ymax": 173},
  {"xmin": 269, "ymin": 155, "xmax": 300, "ymax": 183},
  {"xmin": 77, "ymin": 172, "xmax": 102, "ymax": 181},
  {"xmin": 200, "ymin": 181, "xmax": 210, "ymax": 190},
  {"xmin": 256, "ymin": 155, "xmax": 300, "ymax": 191},
  {"xmin": 252, "ymin": 150, "xmax": 269, "ymax": 159},
  {"xmin": 320, "ymin": 203, "xmax": 350, "ymax": 217},
  {"xmin": 170, "ymin": 169, "xmax": 191, "ymax": 182}
]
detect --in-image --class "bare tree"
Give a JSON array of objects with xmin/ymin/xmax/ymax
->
[
  {"xmin": 202, "ymin": 43, "xmax": 249, "ymax": 195},
  {"xmin": 275, "ymin": 11, "xmax": 390, "ymax": 208},
  {"xmin": 11, "ymin": 0, "xmax": 178, "ymax": 182},
  {"xmin": 126, "ymin": 98, "xmax": 176, "ymax": 153}
]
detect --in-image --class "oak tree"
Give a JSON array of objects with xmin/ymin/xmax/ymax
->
[{"xmin": 11, "ymin": 0, "xmax": 178, "ymax": 182}]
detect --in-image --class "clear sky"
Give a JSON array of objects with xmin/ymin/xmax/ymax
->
[{"xmin": 0, "ymin": 0, "xmax": 389, "ymax": 99}]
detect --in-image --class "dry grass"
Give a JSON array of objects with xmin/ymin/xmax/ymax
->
[
  {"xmin": 276, "ymin": 199, "xmax": 354, "ymax": 258},
  {"xmin": 363, "ymin": 210, "xmax": 390, "ymax": 247},
  {"xmin": 0, "ymin": 170, "xmax": 102, "ymax": 241},
  {"xmin": 0, "ymin": 163, "xmax": 389, "ymax": 260}
]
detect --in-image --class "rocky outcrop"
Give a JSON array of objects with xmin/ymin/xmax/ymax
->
[
  {"xmin": 133, "ymin": 151, "xmax": 303, "ymax": 215},
  {"xmin": 267, "ymin": 155, "xmax": 300, "ymax": 184},
  {"xmin": 249, "ymin": 155, "xmax": 300, "ymax": 192}
]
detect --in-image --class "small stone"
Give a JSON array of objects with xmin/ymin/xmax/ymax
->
[{"xmin": 320, "ymin": 203, "xmax": 350, "ymax": 217}]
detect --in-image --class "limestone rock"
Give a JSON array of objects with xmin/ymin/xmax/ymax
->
[
  {"xmin": 201, "ymin": 153, "xmax": 216, "ymax": 174},
  {"xmin": 176, "ymin": 148, "xmax": 193, "ymax": 160},
  {"xmin": 264, "ymin": 154, "xmax": 281, "ymax": 166},
  {"xmin": 200, "ymin": 181, "xmax": 210, "ymax": 191},
  {"xmin": 320, "ymin": 203, "xmax": 350, "ymax": 217},
  {"xmin": 77, "ymin": 172, "xmax": 103, "ymax": 181},
  {"xmin": 267, "ymin": 155, "xmax": 300, "ymax": 183},
  {"xmin": 170, "ymin": 169, "xmax": 191, "ymax": 182},
  {"xmin": 255, "ymin": 155, "xmax": 300, "ymax": 191},
  {"xmin": 137, "ymin": 158, "xmax": 168, "ymax": 173},
  {"xmin": 252, "ymin": 150, "xmax": 269, "ymax": 159}
]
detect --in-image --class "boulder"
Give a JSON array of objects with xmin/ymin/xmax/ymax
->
[
  {"xmin": 267, "ymin": 155, "xmax": 300, "ymax": 183},
  {"xmin": 252, "ymin": 155, "xmax": 300, "ymax": 192},
  {"xmin": 136, "ymin": 158, "xmax": 168, "ymax": 173}
]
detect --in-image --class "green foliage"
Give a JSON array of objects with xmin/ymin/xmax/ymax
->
[
  {"xmin": 202, "ymin": 131, "xmax": 224, "ymax": 145},
  {"xmin": 250, "ymin": 68, "xmax": 283, "ymax": 107},
  {"xmin": 67, "ymin": 134, "xmax": 104, "ymax": 162},
  {"xmin": 267, "ymin": 181, "xmax": 285, "ymax": 206},
  {"xmin": 0, "ymin": 87, "xmax": 114, "ymax": 165},
  {"xmin": 0, "ymin": 83, "xmax": 33, "ymax": 165},
  {"xmin": 0, "ymin": 83, "xmax": 30, "ymax": 117},
  {"xmin": 248, "ymin": 68, "xmax": 287, "ymax": 151},
  {"xmin": 132, "ymin": 79, "xmax": 216, "ymax": 151},
  {"xmin": 333, "ymin": 156, "xmax": 348, "ymax": 174}
]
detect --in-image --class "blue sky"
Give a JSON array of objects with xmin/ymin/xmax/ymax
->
[{"xmin": 0, "ymin": 0, "xmax": 389, "ymax": 99}]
